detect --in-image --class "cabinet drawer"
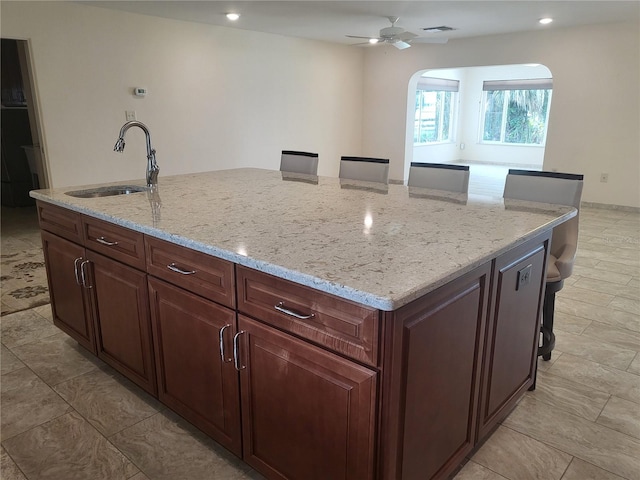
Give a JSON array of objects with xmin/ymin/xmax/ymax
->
[
  {"xmin": 37, "ymin": 201, "xmax": 83, "ymax": 243},
  {"xmin": 82, "ymin": 216, "xmax": 145, "ymax": 270},
  {"xmin": 237, "ymin": 266, "xmax": 379, "ymax": 366},
  {"xmin": 145, "ymin": 236, "xmax": 235, "ymax": 309}
]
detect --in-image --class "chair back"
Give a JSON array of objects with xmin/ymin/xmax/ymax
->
[
  {"xmin": 504, "ymin": 169, "xmax": 584, "ymax": 279},
  {"xmin": 339, "ymin": 156, "xmax": 389, "ymax": 184},
  {"xmin": 408, "ymin": 162, "xmax": 470, "ymax": 193},
  {"xmin": 280, "ymin": 150, "xmax": 319, "ymax": 175}
]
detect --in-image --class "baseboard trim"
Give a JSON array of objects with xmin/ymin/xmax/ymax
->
[{"xmin": 582, "ymin": 201, "xmax": 640, "ymax": 213}]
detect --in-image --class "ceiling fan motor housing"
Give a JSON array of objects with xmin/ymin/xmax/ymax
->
[{"xmin": 380, "ymin": 26, "xmax": 404, "ymax": 38}]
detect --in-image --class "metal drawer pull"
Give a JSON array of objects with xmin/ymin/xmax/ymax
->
[
  {"xmin": 233, "ymin": 331, "xmax": 246, "ymax": 371},
  {"xmin": 167, "ymin": 263, "xmax": 197, "ymax": 275},
  {"xmin": 80, "ymin": 260, "xmax": 92, "ymax": 289},
  {"xmin": 96, "ymin": 236, "xmax": 118, "ymax": 246},
  {"xmin": 219, "ymin": 324, "xmax": 232, "ymax": 363},
  {"xmin": 274, "ymin": 302, "xmax": 315, "ymax": 320},
  {"xmin": 74, "ymin": 257, "xmax": 83, "ymax": 286}
]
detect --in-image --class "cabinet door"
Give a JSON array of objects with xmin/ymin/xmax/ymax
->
[
  {"xmin": 237, "ymin": 315, "xmax": 377, "ymax": 480},
  {"xmin": 378, "ymin": 263, "xmax": 491, "ymax": 480},
  {"xmin": 41, "ymin": 231, "xmax": 96, "ymax": 353},
  {"xmin": 477, "ymin": 238, "xmax": 548, "ymax": 441},
  {"xmin": 148, "ymin": 278, "xmax": 241, "ymax": 456},
  {"xmin": 87, "ymin": 250, "xmax": 156, "ymax": 395}
]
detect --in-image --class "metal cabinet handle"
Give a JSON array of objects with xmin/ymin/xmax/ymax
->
[
  {"xmin": 96, "ymin": 236, "xmax": 118, "ymax": 246},
  {"xmin": 219, "ymin": 324, "xmax": 232, "ymax": 363},
  {"xmin": 274, "ymin": 302, "xmax": 315, "ymax": 320},
  {"xmin": 167, "ymin": 263, "xmax": 197, "ymax": 275},
  {"xmin": 74, "ymin": 257, "xmax": 83, "ymax": 286},
  {"xmin": 233, "ymin": 331, "xmax": 246, "ymax": 371},
  {"xmin": 80, "ymin": 260, "xmax": 92, "ymax": 289}
]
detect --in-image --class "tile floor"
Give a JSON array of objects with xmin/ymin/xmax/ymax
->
[{"xmin": 1, "ymin": 191, "xmax": 639, "ymax": 480}]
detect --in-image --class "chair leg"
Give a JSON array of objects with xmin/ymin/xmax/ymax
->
[
  {"xmin": 540, "ymin": 280, "xmax": 563, "ymax": 361},
  {"xmin": 529, "ymin": 357, "xmax": 538, "ymax": 391}
]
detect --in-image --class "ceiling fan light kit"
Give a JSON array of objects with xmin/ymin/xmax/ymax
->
[{"xmin": 346, "ymin": 16, "xmax": 447, "ymax": 49}]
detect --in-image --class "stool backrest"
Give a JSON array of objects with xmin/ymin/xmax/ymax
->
[
  {"xmin": 504, "ymin": 169, "xmax": 584, "ymax": 278},
  {"xmin": 339, "ymin": 156, "xmax": 389, "ymax": 184},
  {"xmin": 408, "ymin": 162, "xmax": 470, "ymax": 193},
  {"xmin": 280, "ymin": 150, "xmax": 319, "ymax": 175}
]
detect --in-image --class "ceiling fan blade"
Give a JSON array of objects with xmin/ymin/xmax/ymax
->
[
  {"xmin": 346, "ymin": 35, "xmax": 380, "ymax": 40},
  {"xmin": 350, "ymin": 41, "xmax": 377, "ymax": 46},
  {"xmin": 410, "ymin": 37, "xmax": 449, "ymax": 45},
  {"xmin": 397, "ymin": 31, "xmax": 418, "ymax": 41}
]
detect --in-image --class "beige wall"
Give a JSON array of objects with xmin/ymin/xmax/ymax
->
[
  {"xmin": 1, "ymin": 2, "xmax": 364, "ymax": 187},
  {"xmin": 3, "ymin": 2, "xmax": 638, "ymax": 207},
  {"xmin": 362, "ymin": 21, "xmax": 640, "ymax": 207}
]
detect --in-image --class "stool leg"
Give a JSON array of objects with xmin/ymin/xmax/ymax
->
[
  {"xmin": 529, "ymin": 358, "xmax": 538, "ymax": 391},
  {"xmin": 541, "ymin": 281, "xmax": 562, "ymax": 361}
]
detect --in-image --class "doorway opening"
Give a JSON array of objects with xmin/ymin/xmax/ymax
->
[
  {"xmin": 1, "ymin": 38, "xmax": 48, "ymax": 206},
  {"xmin": 1, "ymin": 38, "xmax": 50, "ymax": 315},
  {"xmin": 407, "ymin": 64, "xmax": 553, "ymax": 197}
]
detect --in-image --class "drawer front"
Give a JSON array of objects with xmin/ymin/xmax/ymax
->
[
  {"xmin": 145, "ymin": 236, "xmax": 235, "ymax": 309},
  {"xmin": 237, "ymin": 266, "xmax": 379, "ymax": 366},
  {"xmin": 82, "ymin": 217, "xmax": 145, "ymax": 270},
  {"xmin": 37, "ymin": 201, "xmax": 83, "ymax": 243}
]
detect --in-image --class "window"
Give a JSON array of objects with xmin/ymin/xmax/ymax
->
[
  {"xmin": 414, "ymin": 77, "xmax": 459, "ymax": 145},
  {"xmin": 481, "ymin": 78, "xmax": 552, "ymax": 146}
]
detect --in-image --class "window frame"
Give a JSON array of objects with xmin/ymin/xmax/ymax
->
[
  {"xmin": 479, "ymin": 79, "xmax": 553, "ymax": 147},
  {"xmin": 414, "ymin": 77, "xmax": 459, "ymax": 146}
]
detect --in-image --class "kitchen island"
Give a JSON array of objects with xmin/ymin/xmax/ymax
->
[{"xmin": 31, "ymin": 168, "xmax": 575, "ymax": 480}]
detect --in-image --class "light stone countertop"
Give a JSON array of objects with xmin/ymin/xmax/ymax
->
[{"xmin": 30, "ymin": 168, "xmax": 576, "ymax": 311}]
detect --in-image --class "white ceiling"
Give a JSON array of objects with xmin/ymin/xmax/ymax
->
[{"xmin": 84, "ymin": 1, "xmax": 639, "ymax": 46}]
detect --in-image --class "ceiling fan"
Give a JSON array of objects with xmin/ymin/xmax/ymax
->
[{"xmin": 346, "ymin": 16, "xmax": 448, "ymax": 49}]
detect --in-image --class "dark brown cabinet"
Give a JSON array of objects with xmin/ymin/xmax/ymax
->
[
  {"xmin": 88, "ymin": 250, "xmax": 156, "ymax": 395},
  {"xmin": 237, "ymin": 314, "xmax": 377, "ymax": 480},
  {"xmin": 477, "ymin": 236, "xmax": 548, "ymax": 441},
  {"xmin": 148, "ymin": 277, "xmax": 241, "ymax": 455},
  {"xmin": 38, "ymin": 199, "xmax": 554, "ymax": 480},
  {"xmin": 41, "ymin": 230, "xmax": 96, "ymax": 354},
  {"xmin": 378, "ymin": 262, "xmax": 492, "ymax": 480},
  {"xmin": 38, "ymin": 201, "xmax": 156, "ymax": 395},
  {"xmin": 378, "ymin": 230, "xmax": 550, "ymax": 480}
]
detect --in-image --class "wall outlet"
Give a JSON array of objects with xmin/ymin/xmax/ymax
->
[
  {"xmin": 600, "ymin": 173, "xmax": 609, "ymax": 183},
  {"xmin": 516, "ymin": 264, "xmax": 532, "ymax": 291},
  {"xmin": 125, "ymin": 110, "xmax": 136, "ymax": 121}
]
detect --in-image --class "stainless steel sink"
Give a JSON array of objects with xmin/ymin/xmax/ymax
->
[{"xmin": 65, "ymin": 185, "xmax": 148, "ymax": 198}]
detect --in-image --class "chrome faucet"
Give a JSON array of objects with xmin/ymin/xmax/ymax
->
[{"xmin": 113, "ymin": 121, "xmax": 160, "ymax": 188}]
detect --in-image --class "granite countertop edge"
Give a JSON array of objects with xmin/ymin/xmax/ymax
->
[{"xmin": 30, "ymin": 171, "xmax": 576, "ymax": 312}]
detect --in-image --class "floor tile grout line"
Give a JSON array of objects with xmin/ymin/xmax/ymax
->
[
  {"xmin": 506, "ymin": 400, "xmax": 638, "ymax": 480},
  {"xmin": 498, "ymin": 424, "xmax": 574, "ymax": 480},
  {"xmin": 2, "ymin": 445, "xmax": 31, "ymax": 480},
  {"xmin": 3, "ymin": 349, "xmax": 151, "ymax": 480},
  {"xmin": 558, "ymin": 456, "xmax": 574, "ymax": 480},
  {"xmin": 544, "ymin": 356, "xmax": 640, "ymax": 403}
]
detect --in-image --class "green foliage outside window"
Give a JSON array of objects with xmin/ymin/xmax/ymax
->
[
  {"xmin": 414, "ymin": 90, "xmax": 455, "ymax": 144},
  {"xmin": 483, "ymin": 89, "xmax": 551, "ymax": 145}
]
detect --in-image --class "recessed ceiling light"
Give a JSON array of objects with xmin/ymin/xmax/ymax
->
[
  {"xmin": 369, "ymin": 38, "xmax": 379, "ymax": 44},
  {"xmin": 226, "ymin": 13, "xmax": 240, "ymax": 21},
  {"xmin": 539, "ymin": 18, "xmax": 553, "ymax": 25}
]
